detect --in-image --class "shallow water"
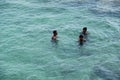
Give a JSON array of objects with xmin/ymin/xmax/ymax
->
[{"xmin": 0, "ymin": 0, "xmax": 120, "ymax": 80}]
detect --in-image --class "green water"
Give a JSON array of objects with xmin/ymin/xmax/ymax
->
[{"xmin": 0, "ymin": 0, "xmax": 120, "ymax": 80}]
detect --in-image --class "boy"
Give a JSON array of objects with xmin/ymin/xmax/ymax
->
[
  {"xmin": 52, "ymin": 30, "xmax": 58, "ymax": 41},
  {"xmin": 82, "ymin": 27, "xmax": 88, "ymax": 35},
  {"xmin": 78, "ymin": 35, "xmax": 86, "ymax": 45}
]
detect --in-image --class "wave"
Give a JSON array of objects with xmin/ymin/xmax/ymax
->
[
  {"xmin": 2, "ymin": 0, "xmax": 120, "ymax": 18},
  {"xmin": 4, "ymin": 0, "xmax": 120, "ymax": 8},
  {"xmin": 4, "ymin": 0, "xmax": 120, "ymax": 4},
  {"xmin": 60, "ymin": 0, "xmax": 120, "ymax": 18},
  {"xmin": 89, "ymin": 0, "xmax": 120, "ymax": 17},
  {"xmin": 89, "ymin": 6, "xmax": 120, "ymax": 18},
  {"xmin": 92, "ymin": 61, "xmax": 120, "ymax": 80}
]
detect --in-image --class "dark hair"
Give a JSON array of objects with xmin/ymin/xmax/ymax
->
[
  {"xmin": 83, "ymin": 27, "xmax": 87, "ymax": 31},
  {"xmin": 79, "ymin": 35, "xmax": 83, "ymax": 38},
  {"xmin": 53, "ymin": 30, "xmax": 57, "ymax": 34}
]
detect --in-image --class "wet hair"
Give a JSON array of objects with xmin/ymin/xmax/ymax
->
[
  {"xmin": 83, "ymin": 27, "xmax": 87, "ymax": 31},
  {"xmin": 53, "ymin": 30, "xmax": 57, "ymax": 34},
  {"xmin": 79, "ymin": 35, "xmax": 83, "ymax": 38}
]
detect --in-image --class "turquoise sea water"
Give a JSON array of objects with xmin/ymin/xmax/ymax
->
[{"xmin": 0, "ymin": 0, "xmax": 120, "ymax": 80}]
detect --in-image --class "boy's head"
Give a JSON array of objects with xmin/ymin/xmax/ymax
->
[
  {"xmin": 79, "ymin": 35, "xmax": 83, "ymax": 38},
  {"xmin": 83, "ymin": 27, "xmax": 87, "ymax": 32},
  {"xmin": 53, "ymin": 30, "xmax": 57, "ymax": 36}
]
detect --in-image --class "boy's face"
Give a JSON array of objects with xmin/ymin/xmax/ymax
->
[
  {"xmin": 54, "ymin": 32, "xmax": 57, "ymax": 35},
  {"xmin": 83, "ymin": 29, "xmax": 87, "ymax": 32}
]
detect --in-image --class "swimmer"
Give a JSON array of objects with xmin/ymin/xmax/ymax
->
[
  {"xmin": 78, "ymin": 35, "xmax": 86, "ymax": 45},
  {"xmin": 52, "ymin": 30, "xmax": 58, "ymax": 41},
  {"xmin": 82, "ymin": 27, "xmax": 88, "ymax": 35}
]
